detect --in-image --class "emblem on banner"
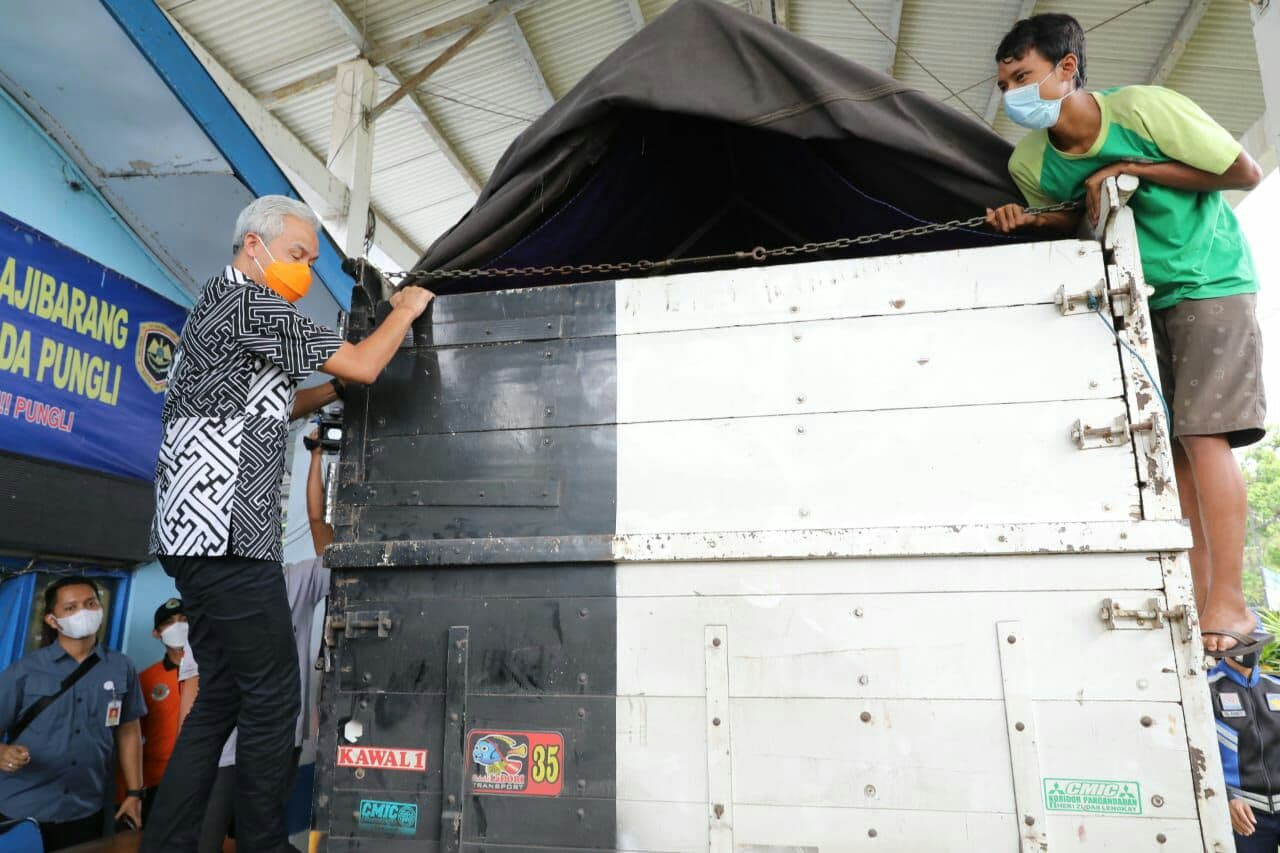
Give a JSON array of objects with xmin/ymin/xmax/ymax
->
[{"xmin": 135, "ymin": 321, "xmax": 178, "ymax": 393}]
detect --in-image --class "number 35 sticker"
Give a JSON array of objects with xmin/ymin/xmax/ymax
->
[{"xmin": 468, "ymin": 729, "xmax": 565, "ymax": 797}]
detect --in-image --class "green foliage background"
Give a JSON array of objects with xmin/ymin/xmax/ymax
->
[{"xmin": 1244, "ymin": 434, "xmax": 1280, "ymax": 668}]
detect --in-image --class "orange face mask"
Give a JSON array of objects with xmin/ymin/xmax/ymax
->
[{"xmin": 252, "ymin": 242, "xmax": 312, "ymax": 302}]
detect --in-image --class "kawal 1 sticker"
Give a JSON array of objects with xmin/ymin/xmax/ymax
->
[
  {"xmin": 337, "ymin": 746, "xmax": 427, "ymax": 772},
  {"xmin": 358, "ymin": 799, "xmax": 418, "ymax": 837},
  {"xmin": 468, "ymin": 730, "xmax": 564, "ymax": 796},
  {"xmin": 1043, "ymin": 778, "xmax": 1142, "ymax": 815}
]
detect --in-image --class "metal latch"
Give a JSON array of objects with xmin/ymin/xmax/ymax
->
[
  {"xmin": 1071, "ymin": 416, "xmax": 1154, "ymax": 449},
  {"xmin": 318, "ymin": 610, "xmax": 393, "ymax": 672},
  {"xmin": 1100, "ymin": 599, "xmax": 1191, "ymax": 642},
  {"xmin": 1055, "ymin": 282, "xmax": 1105, "ymax": 316}
]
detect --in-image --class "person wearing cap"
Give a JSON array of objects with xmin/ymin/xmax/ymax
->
[
  {"xmin": 0, "ymin": 576, "xmax": 145, "ymax": 850},
  {"xmin": 114, "ymin": 599, "xmax": 190, "ymax": 823},
  {"xmin": 1210, "ymin": 651, "xmax": 1280, "ymax": 851}
]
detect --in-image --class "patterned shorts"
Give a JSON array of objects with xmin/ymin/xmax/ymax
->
[{"xmin": 1151, "ymin": 293, "xmax": 1266, "ymax": 448}]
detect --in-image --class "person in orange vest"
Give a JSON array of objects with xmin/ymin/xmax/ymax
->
[{"xmin": 116, "ymin": 599, "xmax": 189, "ymax": 822}]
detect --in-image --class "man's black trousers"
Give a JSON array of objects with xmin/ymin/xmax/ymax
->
[{"xmin": 142, "ymin": 555, "xmax": 300, "ymax": 853}]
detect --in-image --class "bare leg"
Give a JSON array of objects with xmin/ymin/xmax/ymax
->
[
  {"xmin": 1182, "ymin": 434, "xmax": 1253, "ymax": 653},
  {"xmin": 1172, "ymin": 442, "xmax": 1211, "ymax": 614}
]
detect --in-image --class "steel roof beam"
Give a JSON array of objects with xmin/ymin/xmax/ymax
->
[
  {"xmin": 167, "ymin": 13, "xmax": 420, "ymax": 268},
  {"xmin": 983, "ymin": 0, "xmax": 1037, "ymax": 124},
  {"xmin": 621, "ymin": 0, "xmax": 646, "ymax": 31},
  {"xmin": 883, "ymin": 0, "xmax": 905, "ymax": 76},
  {"xmin": 315, "ymin": 0, "xmax": 483, "ymax": 191},
  {"xmin": 1149, "ymin": 0, "xmax": 1212, "ymax": 86},
  {"xmin": 263, "ymin": 0, "xmax": 538, "ymax": 110},
  {"xmin": 505, "ymin": 14, "xmax": 555, "ymax": 108}
]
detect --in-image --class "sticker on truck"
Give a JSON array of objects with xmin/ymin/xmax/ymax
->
[
  {"xmin": 1042, "ymin": 778, "xmax": 1142, "ymax": 815},
  {"xmin": 337, "ymin": 746, "xmax": 428, "ymax": 772},
  {"xmin": 468, "ymin": 730, "xmax": 565, "ymax": 796},
  {"xmin": 358, "ymin": 799, "xmax": 418, "ymax": 836}
]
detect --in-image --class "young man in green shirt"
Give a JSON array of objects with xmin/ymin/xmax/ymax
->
[{"xmin": 983, "ymin": 14, "xmax": 1266, "ymax": 655}]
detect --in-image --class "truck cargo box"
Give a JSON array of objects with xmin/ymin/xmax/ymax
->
[{"xmin": 313, "ymin": 183, "xmax": 1231, "ymax": 852}]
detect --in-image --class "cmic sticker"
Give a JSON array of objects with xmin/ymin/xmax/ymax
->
[
  {"xmin": 357, "ymin": 799, "xmax": 418, "ymax": 836},
  {"xmin": 468, "ymin": 729, "xmax": 565, "ymax": 796},
  {"xmin": 1043, "ymin": 778, "xmax": 1142, "ymax": 815}
]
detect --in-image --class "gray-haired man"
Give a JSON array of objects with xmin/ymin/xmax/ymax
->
[{"xmin": 143, "ymin": 196, "xmax": 431, "ymax": 852}]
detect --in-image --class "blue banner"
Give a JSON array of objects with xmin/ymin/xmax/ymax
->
[{"xmin": 0, "ymin": 212, "xmax": 186, "ymax": 480}]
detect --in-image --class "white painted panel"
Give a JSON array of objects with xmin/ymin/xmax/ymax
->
[
  {"xmin": 616, "ymin": 398, "xmax": 1138, "ymax": 535},
  {"xmin": 615, "ymin": 553, "xmax": 1166, "ymax": 597},
  {"xmin": 615, "ymin": 590, "xmax": 1179, "ymax": 701},
  {"xmin": 731, "ymin": 806, "xmax": 1203, "ymax": 853},
  {"xmin": 617, "ymin": 304, "xmax": 1121, "ymax": 423},
  {"xmin": 615, "ymin": 239, "xmax": 1105, "ymax": 335},
  {"xmin": 616, "ymin": 802, "xmax": 1203, "ymax": 852},
  {"xmin": 616, "ymin": 697, "xmax": 1196, "ymax": 816}
]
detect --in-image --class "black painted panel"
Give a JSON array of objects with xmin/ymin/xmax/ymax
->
[
  {"xmin": 419, "ymin": 281, "xmax": 616, "ymax": 340},
  {"xmin": 0, "ymin": 451, "xmax": 152, "ymax": 562},
  {"xmin": 360, "ymin": 427, "xmax": 615, "ymax": 541},
  {"xmin": 367, "ymin": 337, "xmax": 617, "ymax": 436},
  {"xmin": 334, "ymin": 598, "xmax": 616, "ymax": 695},
  {"xmin": 315, "ymin": 565, "xmax": 618, "ymax": 850}
]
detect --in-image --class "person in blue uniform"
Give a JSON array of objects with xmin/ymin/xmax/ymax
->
[
  {"xmin": 0, "ymin": 576, "xmax": 146, "ymax": 850},
  {"xmin": 1211, "ymin": 650, "xmax": 1280, "ymax": 851}
]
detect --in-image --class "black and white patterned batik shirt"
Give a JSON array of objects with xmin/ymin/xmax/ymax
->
[{"xmin": 150, "ymin": 266, "xmax": 343, "ymax": 561}]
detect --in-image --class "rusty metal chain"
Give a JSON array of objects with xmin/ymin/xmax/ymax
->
[{"xmin": 386, "ymin": 201, "xmax": 1081, "ymax": 285}]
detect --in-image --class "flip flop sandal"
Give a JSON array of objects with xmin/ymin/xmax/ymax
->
[{"xmin": 1203, "ymin": 627, "xmax": 1275, "ymax": 659}]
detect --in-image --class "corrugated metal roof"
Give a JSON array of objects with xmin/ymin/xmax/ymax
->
[{"xmin": 164, "ymin": 0, "xmax": 1271, "ymax": 267}]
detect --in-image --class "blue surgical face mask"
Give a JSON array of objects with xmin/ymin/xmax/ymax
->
[{"xmin": 1003, "ymin": 63, "xmax": 1070, "ymax": 130}]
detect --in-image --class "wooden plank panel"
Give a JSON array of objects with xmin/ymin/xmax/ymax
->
[
  {"xmin": 617, "ymin": 304, "xmax": 1121, "ymax": 423},
  {"xmin": 617, "ymin": 398, "xmax": 1138, "ymax": 534},
  {"xmin": 615, "ymin": 239, "xmax": 1104, "ymax": 335},
  {"xmin": 616, "ymin": 590, "xmax": 1180, "ymax": 701},
  {"xmin": 615, "ymin": 698, "xmax": 1197, "ymax": 819},
  {"xmin": 615, "ymin": 553, "xmax": 1166, "ymax": 597}
]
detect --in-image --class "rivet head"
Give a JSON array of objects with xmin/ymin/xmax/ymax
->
[
  {"xmin": 854, "ymin": 608, "xmax": 864, "ymax": 617},
  {"xmin": 354, "ymin": 768, "xmax": 365, "ymax": 780},
  {"xmin": 577, "ymin": 707, "xmax": 587, "ymax": 718},
  {"xmin": 1156, "ymin": 833, "xmax": 1167, "ymax": 844},
  {"xmin": 1140, "ymin": 715, "xmax": 1153, "ymax": 727},
  {"xmin": 798, "ymin": 507, "xmax": 810, "ymax": 518},
  {"xmin": 1024, "ymin": 815, "xmax": 1035, "ymax": 827},
  {"xmin": 576, "ymin": 808, "xmax": 585, "ymax": 819},
  {"xmin": 1151, "ymin": 794, "xmax": 1164, "ymax": 807},
  {"xmin": 864, "ymin": 784, "xmax": 876, "ymax": 797},
  {"xmin": 796, "ymin": 425, "xmax": 806, "ymax": 434},
  {"xmin": 450, "ymin": 712, "xmax": 459, "ymax": 722},
  {"xmin": 796, "ymin": 394, "xmax": 806, "ymax": 403},
  {"xmin": 712, "ymin": 637, "xmax": 722, "ymax": 647},
  {"xmin": 858, "ymin": 675, "xmax": 869, "ymax": 686},
  {"xmin": 579, "ymin": 607, "xmax": 589, "ymax": 617},
  {"xmin": 577, "ymin": 672, "xmax": 588, "ymax": 684},
  {"xmin": 1007, "ymin": 634, "xmax": 1017, "ymax": 644},
  {"xmin": 713, "ymin": 717, "xmax": 722, "ymax": 726},
  {"xmin": 860, "ymin": 711, "xmax": 872, "ymax": 723},
  {"xmin": 789, "ymin": 305, "xmax": 799, "ymax": 313},
  {"xmin": 713, "ymin": 804, "xmax": 724, "ymax": 819},
  {"xmin": 1015, "ymin": 721, "xmax": 1025, "ymax": 732},
  {"xmin": 867, "ymin": 828, "xmax": 878, "ymax": 838},
  {"xmin": 447, "ymin": 794, "xmax": 456, "ymax": 805}
]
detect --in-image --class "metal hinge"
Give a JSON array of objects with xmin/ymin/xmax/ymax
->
[
  {"xmin": 1071, "ymin": 416, "xmax": 1155, "ymax": 449},
  {"xmin": 1100, "ymin": 598, "xmax": 1191, "ymax": 642},
  {"xmin": 318, "ymin": 610, "xmax": 393, "ymax": 672}
]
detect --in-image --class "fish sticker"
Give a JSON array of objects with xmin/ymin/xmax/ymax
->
[
  {"xmin": 467, "ymin": 729, "xmax": 565, "ymax": 797},
  {"xmin": 472, "ymin": 734, "xmax": 528, "ymax": 777}
]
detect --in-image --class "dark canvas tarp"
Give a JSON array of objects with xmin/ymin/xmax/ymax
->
[{"xmin": 411, "ymin": 0, "xmax": 1027, "ymax": 292}]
